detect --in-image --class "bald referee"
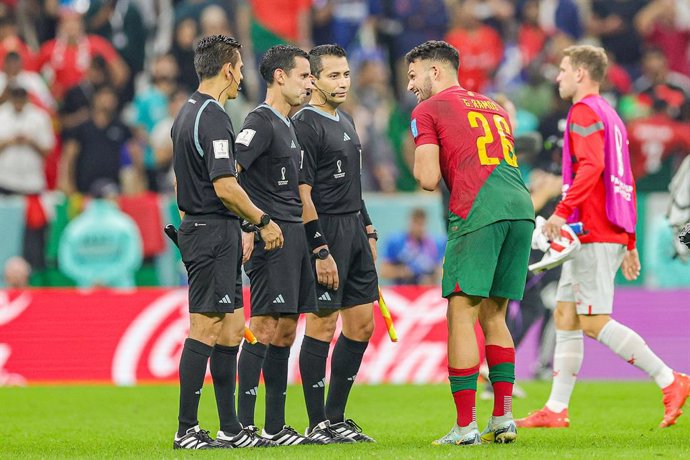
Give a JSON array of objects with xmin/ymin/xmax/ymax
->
[
  {"xmin": 292, "ymin": 44, "xmax": 378, "ymax": 442},
  {"xmin": 171, "ymin": 35, "xmax": 281, "ymax": 450}
]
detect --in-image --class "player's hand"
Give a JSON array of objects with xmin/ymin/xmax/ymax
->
[
  {"xmin": 241, "ymin": 231, "xmax": 255, "ymax": 263},
  {"xmin": 543, "ymin": 214, "xmax": 566, "ymax": 241},
  {"xmin": 621, "ymin": 248, "xmax": 641, "ymax": 281},
  {"xmin": 259, "ymin": 221, "xmax": 284, "ymax": 251},
  {"xmin": 368, "ymin": 237, "xmax": 377, "ymax": 263},
  {"xmin": 315, "ymin": 254, "xmax": 339, "ymax": 291}
]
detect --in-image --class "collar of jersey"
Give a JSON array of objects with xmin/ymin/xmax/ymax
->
[
  {"xmin": 259, "ymin": 103, "xmax": 291, "ymax": 126},
  {"xmin": 297, "ymin": 105, "xmax": 340, "ymax": 122}
]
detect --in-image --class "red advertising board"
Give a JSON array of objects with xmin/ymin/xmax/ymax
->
[{"xmin": 0, "ymin": 287, "xmax": 450, "ymax": 385}]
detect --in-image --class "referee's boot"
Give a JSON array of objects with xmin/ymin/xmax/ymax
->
[
  {"xmin": 173, "ymin": 426, "xmax": 221, "ymax": 449},
  {"xmin": 305, "ymin": 420, "xmax": 355, "ymax": 444},
  {"xmin": 216, "ymin": 425, "xmax": 277, "ymax": 448},
  {"xmin": 330, "ymin": 419, "xmax": 375, "ymax": 442}
]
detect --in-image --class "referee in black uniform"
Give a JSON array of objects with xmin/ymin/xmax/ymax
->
[
  {"xmin": 233, "ymin": 44, "xmax": 343, "ymax": 446},
  {"xmin": 292, "ymin": 44, "xmax": 379, "ymax": 443},
  {"xmin": 171, "ymin": 35, "xmax": 281, "ymax": 450}
]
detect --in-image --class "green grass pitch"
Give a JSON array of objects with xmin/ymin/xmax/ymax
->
[{"xmin": 2, "ymin": 382, "xmax": 689, "ymax": 459}]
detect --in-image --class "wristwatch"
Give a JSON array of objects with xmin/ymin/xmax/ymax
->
[
  {"xmin": 367, "ymin": 230, "xmax": 378, "ymax": 241},
  {"xmin": 256, "ymin": 213, "xmax": 271, "ymax": 228},
  {"xmin": 314, "ymin": 247, "xmax": 330, "ymax": 260}
]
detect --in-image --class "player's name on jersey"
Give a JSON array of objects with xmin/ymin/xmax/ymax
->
[{"xmin": 461, "ymin": 98, "xmax": 501, "ymax": 111}]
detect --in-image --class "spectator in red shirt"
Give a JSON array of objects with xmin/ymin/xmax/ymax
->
[
  {"xmin": 627, "ymin": 99, "xmax": 690, "ymax": 189},
  {"xmin": 635, "ymin": 0, "xmax": 690, "ymax": 76},
  {"xmin": 445, "ymin": 0, "xmax": 503, "ymax": 92},
  {"xmin": 0, "ymin": 15, "xmax": 32, "ymax": 65},
  {"xmin": 30, "ymin": 8, "xmax": 128, "ymax": 99}
]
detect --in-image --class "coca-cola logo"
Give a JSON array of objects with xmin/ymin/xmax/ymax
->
[
  {"xmin": 0, "ymin": 291, "xmax": 32, "ymax": 386},
  {"xmin": 111, "ymin": 287, "xmax": 451, "ymax": 385},
  {"xmin": 112, "ymin": 289, "xmax": 189, "ymax": 385}
]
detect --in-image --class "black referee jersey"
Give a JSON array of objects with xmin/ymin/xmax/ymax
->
[
  {"xmin": 292, "ymin": 105, "xmax": 363, "ymax": 215},
  {"xmin": 235, "ymin": 103, "xmax": 303, "ymax": 222},
  {"xmin": 172, "ymin": 91, "xmax": 239, "ymax": 218}
]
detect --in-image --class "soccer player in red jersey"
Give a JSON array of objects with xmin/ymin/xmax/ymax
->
[
  {"xmin": 517, "ymin": 45, "xmax": 690, "ymax": 430},
  {"xmin": 406, "ymin": 40, "xmax": 535, "ymax": 445}
]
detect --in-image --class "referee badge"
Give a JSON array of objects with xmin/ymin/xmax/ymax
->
[{"xmin": 213, "ymin": 139, "xmax": 230, "ymax": 159}]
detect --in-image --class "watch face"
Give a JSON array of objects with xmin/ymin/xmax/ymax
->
[
  {"xmin": 260, "ymin": 214, "xmax": 271, "ymax": 226},
  {"xmin": 318, "ymin": 248, "xmax": 329, "ymax": 259}
]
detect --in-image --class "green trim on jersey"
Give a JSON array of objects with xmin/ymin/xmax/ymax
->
[{"xmin": 447, "ymin": 161, "xmax": 534, "ymax": 240}]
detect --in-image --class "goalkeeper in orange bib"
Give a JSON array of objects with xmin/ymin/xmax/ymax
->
[{"xmin": 406, "ymin": 40, "xmax": 534, "ymax": 445}]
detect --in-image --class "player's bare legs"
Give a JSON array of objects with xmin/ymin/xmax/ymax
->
[
  {"xmin": 477, "ymin": 297, "xmax": 518, "ymax": 443},
  {"xmin": 519, "ymin": 303, "xmax": 687, "ymax": 428},
  {"xmin": 433, "ymin": 293, "xmax": 482, "ymax": 445}
]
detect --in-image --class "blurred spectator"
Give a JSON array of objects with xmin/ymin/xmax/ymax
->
[
  {"xmin": 517, "ymin": 0, "xmax": 548, "ymax": 66},
  {"xmin": 349, "ymin": 57, "xmax": 398, "ymax": 192},
  {"xmin": 633, "ymin": 47, "xmax": 690, "ymax": 99},
  {"xmin": 149, "ymin": 88, "xmax": 188, "ymax": 194},
  {"xmin": 377, "ymin": 0, "xmax": 448, "ymax": 97},
  {"xmin": 380, "ymin": 208, "xmax": 445, "ymax": 285},
  {"xmin": 588, "ymin": 0, "xmax": 646, "ymax": 76},
  {"xmin": 59, "ymin": 86, "xmax": 143, "ymax": 196},
  {"xmin": 312, "ymin": 0, "xmax": 380, "ymax": 50},
  {"xmin": 60, "ymin": 55, "xmax": 110, "ymax": 130},
  {"xmin": 199, "ymin": 3, "xmax": 259, "ymax": 101},
  {"xmin": 445, "ymin": 0, "xmax": 504, "ymax": 93},
  {"xmin": 170, "ymin": 17, "xmax": 198, "ymax": 91},
  {"xmin": 628, "ymin": 99, "xmax": 690, "ymax": 191},
  {"xmin": 0, "ymin": 85, "xmax": 55, "ymax": 196},
  {"xmin": 0, "ymin": 84, "xmax": 55, "ymax": 274},
  {"xmin": 58, "ymin": 179, "xmax": 143, "ymax": 288},
  {"xmin": 85, "ymin": 0, "xmax": 147, "ymax": 102},
  {"xmin": 646, "ymin": 217, "xmax": 690, "ymax": 288},
  {"xmin": 3, "ymin": 256, "xmax": 30, "ymax": 289},
  {"xmin": 0, "ymin": 51, "xmax": 55, "ymax": 112},
  {"xmin": 30, "ymin": 7, "xmax": 129, "ymax": 99},
  {"xmin": 130, "ymin": 53, "xmax": 178, "ymax": 191},
  {"xmin": 635, "ymin": 0, "xmax": 690, "ymax": 76},
  {"xmin": 0, "ymin": 14, "xmax": 33, "ymax": 65},
  {"xmin": 534, "ymin": 0, "xmax": 583, "ymax": 40}
]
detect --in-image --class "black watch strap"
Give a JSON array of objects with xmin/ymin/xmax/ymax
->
[
  {"xmin": 256, "ymin": 213, "xmax": 271, "ymax": 228},
  {"xmin": 367, "ymin": 230, "xmax": 378, "ymax": 241}
]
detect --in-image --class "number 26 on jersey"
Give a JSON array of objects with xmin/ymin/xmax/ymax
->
[{"xmin": 467, "ymin": 111, "xmax": 518, "ymax": 167}]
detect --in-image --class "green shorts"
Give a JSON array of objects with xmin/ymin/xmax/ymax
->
[{"xmin": 442, "ymin": 219, "xmax": 534, "ymax": 300}]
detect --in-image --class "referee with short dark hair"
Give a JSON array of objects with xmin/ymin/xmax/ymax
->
[
  {"xmin": 234, "ymin": 44, "xmax": 347, "ymax": 446},
  {"xmin": 292, "ymin": 44, "xmax": 379, "ymax": 443},
  {"xmin": 171, "ymin": 34, "xmax": 281, "ymax": 450}
]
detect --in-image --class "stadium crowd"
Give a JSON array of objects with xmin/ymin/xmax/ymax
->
[{"xmin": 0, "ymin": 0, "xmax": 689, "ymax": 288}]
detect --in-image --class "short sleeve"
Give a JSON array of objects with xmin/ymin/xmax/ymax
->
[
  {"xmin": 197, "ymin": 104, "xmax": 237, "ymax": 181},
  {"xmin": 235, "ymin": 110, "xmax": 273, "ymax": 171},
  {"xmin": 293, "ymin": 118, "xmax": 320, "ymax": 186},
  {"xmin": 411, "ymin": 103, "xmax": 439, "ymax": 146}
]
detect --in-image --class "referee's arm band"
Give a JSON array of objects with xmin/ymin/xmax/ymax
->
[
  {"xmin": 304, "ymin": 219, "xmax": 328, "ymax": 251},
  {"xmin": 360, "ymin": 199, "xmax": 373, "ymax": 226}
]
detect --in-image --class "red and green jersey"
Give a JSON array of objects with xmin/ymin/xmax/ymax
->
[{"xmin": 411, "ymin": 86, "xmax": 533, "ymax": 239}]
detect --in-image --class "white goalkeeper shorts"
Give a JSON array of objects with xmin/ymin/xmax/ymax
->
[{"xmin": 556, "ymin": 243, "xmax": 626, "ymax": 315}]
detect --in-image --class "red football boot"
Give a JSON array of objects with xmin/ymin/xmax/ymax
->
[
  {"xmin": 515, "ymin": 407, "xmax": 569, "ymax": 428},
  {"xmin": 660, "ymin": 372, "xmax": 690, "ymax": 428}
]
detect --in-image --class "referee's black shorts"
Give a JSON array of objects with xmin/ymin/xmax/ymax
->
[
  {"xmin": 178, "ymin": 215, "xmax": 243, "ymax": 314},
  {"xmin": 245, "ymin": 220, "xmax": 317, "ymax": 317},
  {"xmin": 316, "ymin": 212, "xmax": 378, "ymax": 310}
]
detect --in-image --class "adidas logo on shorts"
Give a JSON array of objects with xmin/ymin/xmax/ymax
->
[
  {"xmin": 218, "ymin": 295, "xmax": 232, "ymax": 304},
  {"xmin": 318, "ymin": 292, "xmax": 332, "ymax": 301},
  {"xmin": 245, "ymin": 386, "xmax": 258, "ymax": 396},
  {"xmin": 312, "ymin": 378, "xmax": 326, "ymax": 388},
  {"xmin": 273, "ymin": 294, "xmax": 286, "ymax": 304}
]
